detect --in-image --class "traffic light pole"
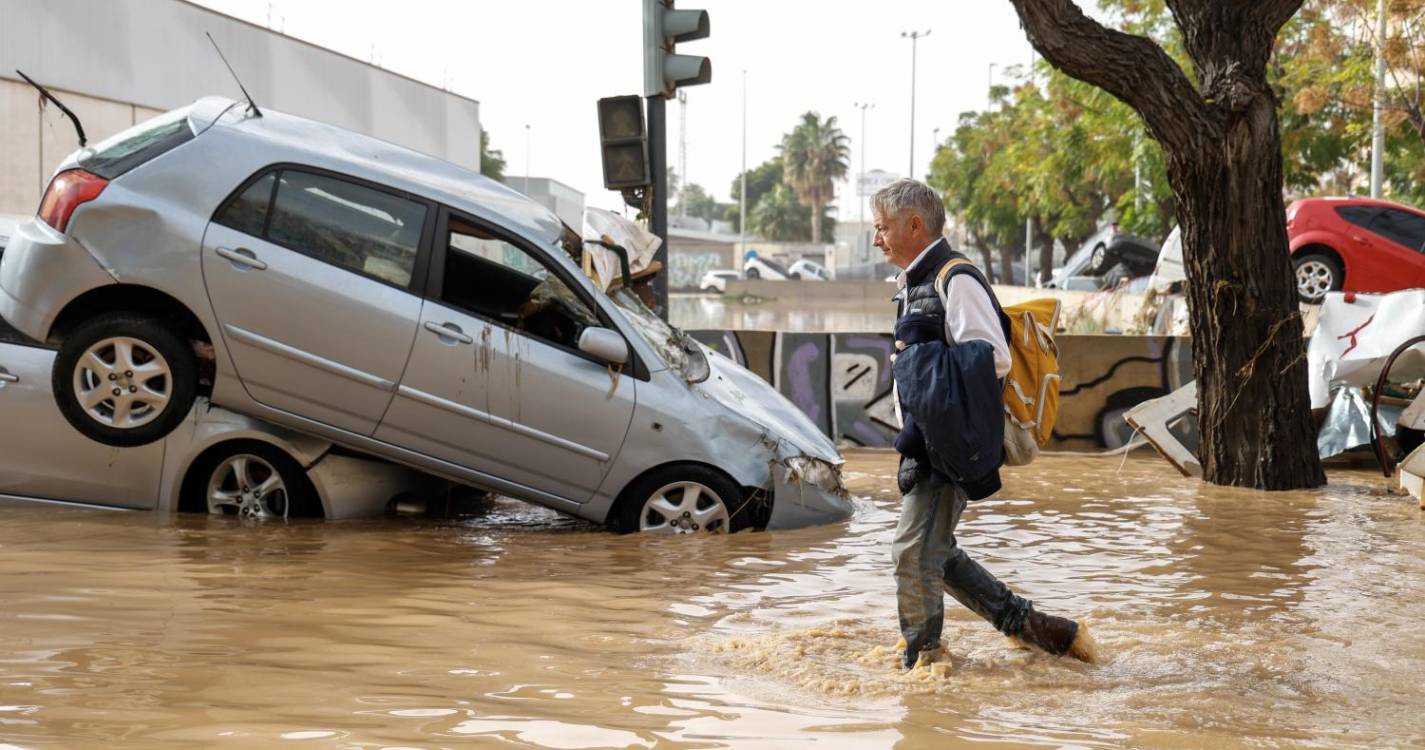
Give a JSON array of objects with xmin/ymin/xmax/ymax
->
[{"xmin": 647, "ymin": 94, "xmax": 669, "ymax": 317}]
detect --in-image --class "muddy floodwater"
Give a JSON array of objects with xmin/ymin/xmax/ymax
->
[
  {"xmin": 2, "ymin": 451, "xmax": 1424, "ymax": 749},
  {"xmin": 670, "ymin": 293, "xmax": 896, "ymax": 333}
]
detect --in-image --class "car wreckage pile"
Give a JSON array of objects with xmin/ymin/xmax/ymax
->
[
  {"xmin": 0, "ymin": 92, "xmax": 850, "ymax": 532},
  {"xmin": 1125, "ymin": 288, "xmax": 1425, "ymax": 507}
]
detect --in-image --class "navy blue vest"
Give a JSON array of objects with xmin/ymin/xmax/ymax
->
[{"xmin": 894, "ymin": 239, "xmax": 1006, "ymax": 494}]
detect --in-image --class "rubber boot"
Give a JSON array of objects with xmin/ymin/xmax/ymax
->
[{"xmin": 1013, "ymin": 608, "xmax": 1098, "ymax": 663}]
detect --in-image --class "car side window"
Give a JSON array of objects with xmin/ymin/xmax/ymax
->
[
  {"xmin": 1369, "ymin": 209, "xmax": 1425, "ymax": 253},
  {"xmin": 265, "ymin": 170, "xmax": 428, "ymax": 287},
  {"xmin": 442, "ymin": 218, "xmax": 601, "ymax": 351},
  {"xmin": 1335, "ymin": 206, "xmax": 1376, "ymax": 229},
  {"xmin": 214, "ymin": 173, "xmax": 276, "ymax": 238}
]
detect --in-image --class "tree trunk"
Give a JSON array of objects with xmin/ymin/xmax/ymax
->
[
  {"xmin": 1036, "ymin": 227, "xmax": 1055, "ymax": 285},
  {"xmin": 970, "ymin": 232, "xmax": 997, "ymax": 283},
  {"xmin": 1000, "ymin": 244, "xmax": 1015, "ymax": 287},
  {"xmin": 1008, "ymin": 0, "xmax": 1325, "ymax": 490},
  {"xmin": 810, "ymin": 196, "xmax": 823, "ymax": 244}
]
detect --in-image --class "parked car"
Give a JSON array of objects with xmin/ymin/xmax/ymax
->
[
  {"xmin": 1287, "ymin": 197, "xmax": 1425, "ymax": 303},
  {"xmin": 0, "ymin": 97, "xmax": 849, "ymax": 534},
  {"xmin": 699, "ymin": 269, "xmax": 741, "ymax": 293},
  {"xmin": 0, "ymin": 317, "xmax": 440, "ymax": 518},
  {"xmin": 742, "ymin": 254, "xmax": 829, "ymax": 281},
  {"xmin": 788, "ymin": 258, "xmax": 831, "ymax": 281},
  {"xmin": 1043, "ymin": 225, "xmax": 1160, "ymax": 292},
  {"xmin": 743, "ymin": 254, "xmax": 790, "ymax": 280}
]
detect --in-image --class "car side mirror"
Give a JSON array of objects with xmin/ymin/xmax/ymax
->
[{"xmin": 578, "ymin": 327, "xmax": 628, "ymax": 365}]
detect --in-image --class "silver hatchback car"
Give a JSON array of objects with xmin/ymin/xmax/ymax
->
[{"xmin": 0, "ymin": 98, "xmax": 849, "ymax": 533}]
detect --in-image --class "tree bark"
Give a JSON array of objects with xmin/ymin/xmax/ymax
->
[
  {"xmin": 1008, "ymin": 0, "xmax": 1325, "ymax": 490},
  {"xmin": 1000, "ymin": 243, "xmax": 1015, "ymax": 287},
  {"xmin": 970, "ymin": 232, "xmax": 997, "ymax": 283},
  {"xmin": 1036, "ymin": 227, "xmax": 1055, "ymax": 285},
  {"xmin": 810, "ymin": 197, "xmax": 823, "ymax": 244}
]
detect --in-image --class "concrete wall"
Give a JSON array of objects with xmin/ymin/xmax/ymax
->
[
  {"xmin": 687, "ymin": 330, "xmax": 1194, "ymax": 453},
  {"xmin": 0, "ymin": 0, "xmax": 480, "ymax": 214}
]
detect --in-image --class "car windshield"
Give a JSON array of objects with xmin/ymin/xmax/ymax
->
[{"xmin": 609, "ymin": 288, "xmax": 709, "ymax": 383}]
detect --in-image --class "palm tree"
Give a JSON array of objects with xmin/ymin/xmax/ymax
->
[{"xmin": 779, "ymin": 112, "xmax": 850, "ymax": 244}]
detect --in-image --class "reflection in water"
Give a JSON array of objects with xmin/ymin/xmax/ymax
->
[
  {"xmin": 671, "ymin": 292, "xmax": 897, "ymax": 333},
  {"xmin": 0, "ymin": 452, "xmax": 1422, "ymax": 748}
]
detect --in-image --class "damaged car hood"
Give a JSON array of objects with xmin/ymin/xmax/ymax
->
[{"xmin": 697, "ymin": 348, "xmax": 842, "ymax": 465}]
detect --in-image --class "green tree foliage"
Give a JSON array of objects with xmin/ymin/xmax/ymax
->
[
  {"xmin": 932, "ymin": 0, "xmax": 1425, "ymax": 274},
  {"xmin": 675, "ymin": 183, "xmax": 721, "ymax": 224},
  {"xmin": 480, "ymin": 130, "xmax": 506, "ymax": 181},
  {"xmin": 779, "ymin": 112, "xmax": 851, "ymax": 243},
  {"xmin": 750, "ymin": 184, "xmax": 812, "ymax": 241}
]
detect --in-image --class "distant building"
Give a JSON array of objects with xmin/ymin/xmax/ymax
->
[
  {"xmin": 0, "ymin": 0, "xmax": 481, "ymax": 215},
  {"xmin": 508, "ymin": 177, "xmax": 584, "ymax": 230}
]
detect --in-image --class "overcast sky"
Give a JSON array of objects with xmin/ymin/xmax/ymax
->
[{"xmin": 190, "ymin": 1, "xmax": 1038, "ymax": 218}]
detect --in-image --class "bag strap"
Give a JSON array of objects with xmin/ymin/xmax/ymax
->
[{"xmin": 934, "ymin": 258, "xmax": 1011, "ymax": 342}]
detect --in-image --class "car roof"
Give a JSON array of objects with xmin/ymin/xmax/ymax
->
[
  {"xmin": 1294, "ymin": 196, "xmax": 1424, "ymax": 214},
  {"xmin": 190, "ymin": 97, "xmax": 565, "ymax": 243}
]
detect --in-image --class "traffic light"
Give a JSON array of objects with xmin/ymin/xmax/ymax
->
[
  {"xmin": 597, "ymin": 95, "xmax": 650, "ymax": 191},
  {"xmin": 643, "ymin": 0, "xmax": 710, "ymax": 98}
]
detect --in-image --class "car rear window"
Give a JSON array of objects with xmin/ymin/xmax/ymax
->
[{"xmin": 78, "ymin": 110, "xmax": 195, "ymax": 180}]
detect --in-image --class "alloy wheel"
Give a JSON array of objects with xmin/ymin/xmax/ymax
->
[
  {"xmin": 1295, "ymin": 259, "xmax": 1335, "ymax": 301},
  {"xmin": 207, "ymin": 454, "xmax": 289, "ymax": 518},
  {"xmin": 638, "ymin": 481, "xmax": 731, "ymax": 535},
  {"xmin": 72, "ymin": 336, "xmax": 172, "ymax": 429}
]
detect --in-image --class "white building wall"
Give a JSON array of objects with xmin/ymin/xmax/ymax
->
[{"xmin": 0, "ymin": 0, "xmax": 480, "ymax": 215}]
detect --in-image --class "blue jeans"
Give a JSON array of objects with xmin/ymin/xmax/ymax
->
[{"xmin": 892, "ymin": 473, "xmax": 1031, "ymax": 667}]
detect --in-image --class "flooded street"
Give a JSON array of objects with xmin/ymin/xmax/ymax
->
[
  {"xmin": 2, "ymin": 451, "xmax": 1424, "ymax": 749},
  {"xmin": 670, "ymin": 293, "xmax": 897, "ymax": 333}
]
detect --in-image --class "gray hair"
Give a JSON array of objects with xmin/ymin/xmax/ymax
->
[{"xmin": 871, "ymin": 179, "xmax": 946, "ymax": 237}]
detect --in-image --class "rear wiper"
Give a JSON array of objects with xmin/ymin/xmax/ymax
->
[{"xmin": 16, "ymin": 70, "xmax": 86, "ymax": 147}]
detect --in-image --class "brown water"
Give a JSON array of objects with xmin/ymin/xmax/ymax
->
[
  {"xmin": 670, "ymin": 293, "xmax": 896, "ymax": 333},
  {"xmin": 2, "ymin": 451, "xmax": 1424, "ymax": 749}
]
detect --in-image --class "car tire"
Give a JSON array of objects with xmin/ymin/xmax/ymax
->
[
  {"xmin": 746, "ymin": 267, "xmax": 760, "ymax": 280},
  {"xmin": 789, "ymin": 272, "xmax": 802, "ymax": 280},
  {"xmin": 1293, "ymin": 252, "xmax": 1343, "ymax": 304},
  {"xmin": 52, "ymin": 312, "xmax": 198, "ymax": 448},
  {"xmin": 183, "ymin": 440, "xmax": 320, "ymax": 519},
  {"xmin": 613, "ymin": 464, "xmax": 750, "ymax": 535}
]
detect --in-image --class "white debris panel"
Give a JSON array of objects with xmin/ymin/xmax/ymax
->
[{"xmin": 1308, "ymin": 289, "xmax": 1425, "ymax": 409}]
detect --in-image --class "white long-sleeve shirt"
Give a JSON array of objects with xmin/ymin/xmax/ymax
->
[{"xmin": 901, "ymin": 240, "xmax": 1012, "ymax": 379}]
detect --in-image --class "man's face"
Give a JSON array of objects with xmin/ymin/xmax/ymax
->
[{"xmin": 873, "ymin": 208, "xmax": 927, "ymax": 269}]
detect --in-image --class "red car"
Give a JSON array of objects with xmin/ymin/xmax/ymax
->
[{"xmin": 1288, "ymin": 197, "xmax": 1425, "ymax": 303}]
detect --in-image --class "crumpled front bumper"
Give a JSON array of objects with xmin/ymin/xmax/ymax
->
[{"xmin": 765, "ymin": 454, "xmax": 853, "ymax": 530}]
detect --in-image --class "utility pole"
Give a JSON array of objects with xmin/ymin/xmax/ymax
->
[
  {"xmin": 1371, "ymin": 0, "xmax": 1387, "ymax": 198},
  {"xmin": 1024, "ymin": 48, "xmax": 1036, "ymax": 287},
  {"xmin": 901, "ymin": 30, "xmax": 930, "ymax": 181},
  {"xmin": 987, "ymin": 62, "xmax": 996, "ymax": 109},
  {"xmin": 740, "ymin": 69, "xmax": 748, "ymax": 257},
  {"xmin": 677, "ymin": 89, "xmax": 688, "ymax": 217},
  {"xmin": 854, "ymin": 101, "xmax": 874, "ymax": 262}
]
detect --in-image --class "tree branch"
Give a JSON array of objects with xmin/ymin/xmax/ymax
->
[{"xmin": 1007, "ymin": 0, "xmax": 1209, "ymax": 154}]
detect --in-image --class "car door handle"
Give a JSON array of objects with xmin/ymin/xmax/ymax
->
[
  {"xmin": 0, "ymin": 370, "xmax": 17, "ymax": 384},
  {"xmin": 423, "ymin": 321, "xmax": 473, "ymax": 345},
  {"xmin": 215, "ymin": 246, "xmax": 268, "ymax": 271}
]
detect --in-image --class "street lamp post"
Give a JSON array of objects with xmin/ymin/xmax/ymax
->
[
  {"xmin": 1370, "ymin": 0, "xmax": 1387, "ymax": 198},
  {"xmin": 523, "ymin": 123, "xmax": 531, "ymax": 195},
  {"xmin": 987, "ymin": 62, "xmax": 997, "ymax": 110},
  {"xmin": 854, "ymin": 101, "xmax": 874, "ymax": 264},
  {"xmin": 901, "ymin": 29, "xmax": 930, "ymax": 181},
  {"xmin": 739, "ymin": 69, "xmax": 748, "ymax": 256}
]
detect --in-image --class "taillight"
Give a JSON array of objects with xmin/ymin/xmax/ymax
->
[{"xmin": 37, "ymin": 169, "xmax": 109, "ymax": 233}]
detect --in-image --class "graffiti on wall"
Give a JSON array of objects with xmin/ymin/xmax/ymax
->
[
  {"xmin": 689, "ymin": 330, "xmax": 1193, "ymax": 451},
  {"xmin": 669, "ymin": 252, "xmax": 727, "ymax": 290}
]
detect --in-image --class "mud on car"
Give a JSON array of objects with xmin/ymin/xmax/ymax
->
[{"xmin": 0, "ymin": 98, "xmax": 849, "ymax": 534}]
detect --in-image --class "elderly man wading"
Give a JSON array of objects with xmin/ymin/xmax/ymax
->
[{"xmin": 874, "ymin": 179, "xmax": 1095, "ymax": 670}]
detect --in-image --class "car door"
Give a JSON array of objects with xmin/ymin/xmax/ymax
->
[
  {"xmin": 0, "ymin": 330, "xmax": 163, "ymax": 508},
  {"xmin": 1366, "ymin": 208, "xmax": 1425, "ymax": 289},
  {"xmin": 375, "ymin": 211, "xmax": 636, "ymax": 503},
  {"xmin": 202, "ymin": 167, "xmax": 432, "ymax": 436}
]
